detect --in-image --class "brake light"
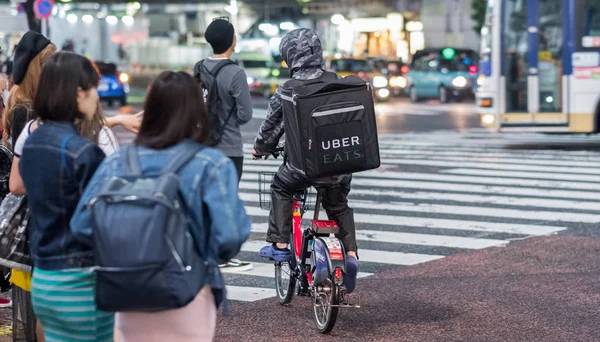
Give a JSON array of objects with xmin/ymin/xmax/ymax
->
[
  {"xmin": 335, "ymin": 268, "xmax": 342, "ymax": 280},
  {"xmin": 469, "ymin": 66, "xmax": 478, "ymax": 75},
  {"xmin": 401, "ymin": 65, "xmax": 409, "ymax": 74}
]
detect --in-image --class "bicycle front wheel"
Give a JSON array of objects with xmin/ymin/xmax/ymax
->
[
  {"xmin": 275, "ymin": 261, "xmax": 296, "ymax": 305},
  {"xmin": 313, "ymin": 279, "xmax": 340, "ymax": 334}
]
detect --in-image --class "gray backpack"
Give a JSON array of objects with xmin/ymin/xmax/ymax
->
[{"xmin": 90, "ymin": 143, "xmax": 206, "ymax": 312}]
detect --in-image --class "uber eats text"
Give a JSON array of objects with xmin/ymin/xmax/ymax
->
[{"xmin": 321, "ymin": 136, "xmax": 362, "ymax": 164}]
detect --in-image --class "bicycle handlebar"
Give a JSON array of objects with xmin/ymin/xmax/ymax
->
[{"xmin": 271, "ymin": 144, "xmax": 285, "ymax": 159}]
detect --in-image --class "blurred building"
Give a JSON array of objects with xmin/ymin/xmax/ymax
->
[
  {"xmin": 420, "ymin": 0, "xmax": 480, "ymax": 52},
  {"xmin": 0, "ymin": 0, "xmax": 480, "ymax": 71}
]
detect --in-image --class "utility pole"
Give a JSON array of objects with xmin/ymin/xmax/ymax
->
[{"xmin": 23, "ymin": 0, "xmax": 42, "ymax": 33}]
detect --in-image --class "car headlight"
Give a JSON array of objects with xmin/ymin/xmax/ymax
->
[
  {"xmin": 247, "ymin": 77, "xmax": 254, "ymax": 85},
  {"xmin": 372, "ymin": 76, "xmax": 388, "ymax": 88},
  {"xmin": 119, "ymin": 73, "xmax": 129, "ymax": 84},
  {"xmin": 452, "ymin": 76, "xmax": 468, "ymax": 88},
  {"xmin": 389, "ymin": 76, "xmax": 407, "ymax": 88},
  {"xmin": 477, "ymin": 75, "xmax": 485, "ymax": 86},
  {"xmin": 377, "ymin": 88, "xmax": 390, "ymax": 98}
]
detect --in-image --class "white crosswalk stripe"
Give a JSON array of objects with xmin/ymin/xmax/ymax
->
[{"xmin": 223, "ymin": 130, "xmax": 600, "ymax": 302}]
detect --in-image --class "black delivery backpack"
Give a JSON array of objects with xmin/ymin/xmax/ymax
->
[{"xmin": 281, "ymin": 72, "xmax": 381, "ymax": 179}]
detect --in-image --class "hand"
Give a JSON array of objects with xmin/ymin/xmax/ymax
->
[
  {"xmin": 118, "ymin": 112, "xmax": 142, "ymax": 134},
  {"xmin": 0, "ymin": 74, "xmax": 7, "ymax": 93},
  {"xmin": 252, "ymin": 149, "xmax": 270, "ymax": 160}
]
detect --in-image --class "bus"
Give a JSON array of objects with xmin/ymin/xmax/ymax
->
[{"xmin": 477, "ymin": 0, "xmax": 600, "ymax": 133}]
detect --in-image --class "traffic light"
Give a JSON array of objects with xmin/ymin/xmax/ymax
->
[{"xmin": 442, "ymin": 48, "xmax": 456, "ymax": 60}]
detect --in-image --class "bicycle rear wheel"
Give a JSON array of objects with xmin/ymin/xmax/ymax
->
[
  {"xmin": 274, "ymin": 261, "xmax": 296, "ymax": 305},
  {"xmin": 313, "ymin": 279, "xmax": 340, "ymax": 334}
]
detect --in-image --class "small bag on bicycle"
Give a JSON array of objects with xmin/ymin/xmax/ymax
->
[
  {"xmin": 282, "ymin": 72, "xmax": 381, "ymax": 179},
  {"xmin": 89, "ymin": 143, "xmax": 207, "ymax": 312}
]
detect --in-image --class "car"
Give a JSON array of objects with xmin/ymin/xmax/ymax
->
[
  {"xmin": 96, "ymin": 62, "xmax": 130, "ymax": 107},
  {"xmin": 405, "ymin": 48, "xmax": 479, "ymax": 103},
  {"xmin": 370, "ymin": 59, "xmax": 408, "ymax": 97},
  {"xmin": 255, "ymin": 63, "xmax": 291, "ymax": 98},
  {"xmin": 233, "ymin": 52, "xmax": 273, "ymax": 96},
  {"xmin": 326, "ymin": 58, "xmax": 390, "ymax": 102}
]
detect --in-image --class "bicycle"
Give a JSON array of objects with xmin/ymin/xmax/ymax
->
[{"xmin": 257, "ymin": 145, "xmax": 360, "ymax": 334}]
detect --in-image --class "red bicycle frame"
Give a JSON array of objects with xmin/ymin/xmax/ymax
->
[{"xmin": 292, "ymin": 200, "xmax": 303, "ymax": 260}]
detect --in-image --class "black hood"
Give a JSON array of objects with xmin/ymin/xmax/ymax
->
[{"xmin": 279, "ymin": 28, "xmax": 324, "ymax": 74}]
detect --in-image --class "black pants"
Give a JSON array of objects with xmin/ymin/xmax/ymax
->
[
  {"xmin": 267, "ymin": 164, "xmax": 357, "ymax": 253},
  {"xmin": 229, "ymin": 156, "xmax": 243, "ymax": 183}
]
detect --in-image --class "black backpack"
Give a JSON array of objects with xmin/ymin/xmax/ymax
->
[
  {"xmin": 194, "ymin": 59, "xmax": 236, "ymax": 147},
  {"xmin": 281, "ymin": 72, "xmax": 381, "ymax": 179},
  {"xmin": 91, "ymin": 143, "xmax": 206, "ymax": 312}
]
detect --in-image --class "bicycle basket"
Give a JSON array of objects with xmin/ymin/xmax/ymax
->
[
  {"xmin": 258, "ymin": 171, "xmax": 317, "ymax": 212},
  {"xmin": 258, "ymin": 172, "xmax": 275, "ymax": 210}
]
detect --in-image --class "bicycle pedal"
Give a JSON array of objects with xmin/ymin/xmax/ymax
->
[{"xmin": 341, "ymin": 292, "xmax": 361, "ymax": 308}]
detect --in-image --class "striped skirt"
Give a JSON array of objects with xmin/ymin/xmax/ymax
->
[{"xmin": 31, "ymin": 267, "xmax": 114, "ymax": 342}]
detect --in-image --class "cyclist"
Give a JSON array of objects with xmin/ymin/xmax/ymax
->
[{"xmin": 253, "ymin": 28, "xmax": 359, "ymax": 293}]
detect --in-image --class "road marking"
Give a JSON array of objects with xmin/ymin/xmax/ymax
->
[
  {"xmin": 242, "ymin": 206, "xmax": 565, "ymax": 236},
  {"xmin": 221, "ymin": 261, "xmax": 374, "ymax": 279},
  {"xmin": 376, "ymin": 158, "xmax": 600, "ymax": 175},
  {"xmin": 248, "ymin": 223, "xmax": 508, "ymax": 250},
  {"xmin": 240, "ymin": 192, "xmax": 600, "ymax": 224},
  {"xmin": 238, "ymin": 178, "xmax": 600, "ymax": 211},
  {"xmin": 240, "ymin": 171, "xmax": 600, "ymax": 201},
  {"xmin": 240, "ymin": 149, "xmax": 600, "ymax": 175},
  {"xmin": 441, "ymin": 168, "xmax": 600, "ymax": 183},
  {"xmin": 241, "ymin": 165, "xmax": 600, "ymax": 191},
  {"xmin": 241, "ymin": 177, "xmax": 599, "ymax": 201},
  {"xmin": 241, "ymin": 240, "xmax": 444, "ymax": 266},
  {"xmin": 403, "ymin": 154, "xmax": 600, "ymax": 168},
  {"xmin": 225, "ymin": 285, "xmax": 275, "ymax": 302},
  {"xmin": 374, "ymin": 149, "xmax": 600, "ymax": 162}
]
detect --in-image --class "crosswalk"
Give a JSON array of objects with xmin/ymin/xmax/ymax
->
[{"xmin": 224, "ymin": 129, "xmax": 600, "ymax": 302}]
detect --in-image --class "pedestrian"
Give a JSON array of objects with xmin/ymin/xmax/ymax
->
[
  {"xmin": 1, "ymin": 31, "xmax": 133, "ymax": 341},
  {"xmin": 196, "ymin": 16, "xmax": 254, "ymax": 271},
  {"xmin": 19, "ymin": 51, "xmax": 113, "ymax": 342},
  {"xmin": 71, "ymin": 70, "xmax": 251, "ymax": 342},
  {"xmin": 9, "ymin": 82, "xmax": 119, "ymax": 342}
]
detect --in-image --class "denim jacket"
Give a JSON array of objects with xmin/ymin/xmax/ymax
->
[
  {"xmin": 70, "ymin": 140, "xmax": 251, "ymax": 306},
  {"xmin": 20, "ymin": 121, "xmax": 105, "ymax": 270}
]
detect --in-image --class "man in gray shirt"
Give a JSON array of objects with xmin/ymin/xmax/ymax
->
[
  {"xmin": 201, "ymin": 17, "xmax": 253, "ymax": 271},
  {"xmin": 201, "ymin": 18, "xmax": 253, "ymax": 180}
]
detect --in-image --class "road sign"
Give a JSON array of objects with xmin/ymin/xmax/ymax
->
[{"xmin": 34, "ymin": 0, "xmax": 54, "ymax": 20}]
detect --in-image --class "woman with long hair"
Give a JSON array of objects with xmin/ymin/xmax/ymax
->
[
  {"xmin": 2, "ymin": 31, "xmax": 128, "ymax": 341},
  {"xmin": 71, "ymin": 71, "xmax": 251, "ymax": 342},
  {"xmin": 20, "ymin": 51, "xmax": 114, "ymax": 342}
]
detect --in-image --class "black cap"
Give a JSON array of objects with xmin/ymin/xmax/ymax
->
[
  {"xmin": 13, "ymin": 31, "xmax": 51, "ymax": 85},
  {"xmin": 205, "ymin": 18, "xmax": 235, "ymax": 55}
]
